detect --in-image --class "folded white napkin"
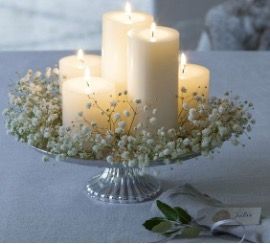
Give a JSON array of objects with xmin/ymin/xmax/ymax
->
[{"xmin": 151, "ymin": 184, "xmax": 269, "ymax": 242}]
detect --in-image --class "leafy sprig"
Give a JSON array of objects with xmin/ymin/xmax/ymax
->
[{"xmin": 143, "ymin": 200, "xmax": 201, "ymax": 239}]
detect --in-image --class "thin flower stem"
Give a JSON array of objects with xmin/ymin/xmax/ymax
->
[
  {"xmin": 128, "ymin": 111, "xmax": 137, "ymax": 135},
  {"xmin": 126, "ymin": 100, "xmax": 138, "ymax": 135}
]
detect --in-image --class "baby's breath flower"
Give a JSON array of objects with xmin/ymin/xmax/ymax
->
[
  {"xmin": 136, "ymin": 123, "xmax": 142, "ymax": 130},
  {"xmin": 135, "ymin": 99, "xmax": 142, "ymax": 104},
  {"xmin": 52, "ymin": 68, "xmax": 59, "ymax": 75},
  {"xmin": 121, "ymin": 151, "xmax": 129, "ymax": 160},
  {"xmin": 2, "ymin": 108, "xmax": 9, "ymax": 116},
  {"xmin": 113, "ymin": 112, "xmax": 121, "ymax": 120},
  {"xmin": 183, "ymin": 138, "xmax": 191, "ymax": 146},
  {"xmin": 118, "ymin": 121, "xmax": 126, "ymax": 129},
  {"xmin": 201, "ymin": 137, "xmax": 211, "ymax": 148},
  {"xmin": 143, "ymin": 105, "xmax": 149, "ymax": 111},
  {"xmin": 168, "ymin": 128, "xmax": 176, "ymax": 136},
  {"xmin": 123, "ymin": 110, "xmax": 130, "ymax": 117},
  {"xmin": 182, "ymin": 103, "xmax": 189, "ymax": 110},
  {"xmin": 128, "ymin": 159, "xmax": 137, "ymax": 167},
  {"xmin": 149, "ymin": 117, "xmax": 157, "ymax": 125},
  {"xmin": 127, "ymin": 136, "xmax": 135, "ymax": 142},
  {"xmin": 106, "ymin": 155, "xmax": 114, "ymax": 164},
  {"xmin": 251, "ymin": 119, "xmax": 256, "ymax": 124},
  {"xmin": 45, "ymin": 67, "xmax": 52, "ymax": 78},
  {"xmin": 181, "ymin": 87, "xmax": 187, "ymax": 93},
  {"xmin": 110, "ymin": 100, "xmax": 117, "ymax": 107},
  {"xmin": 3, "ymin": 68, "xmax": 254, "ymax": 167},
  {"xmin": 42, "ymin": 155, "xmax": 49, "ymax": 162},
  {"xmin": 145, "ymin": 138, "xmax": 153, "ymax": 144},
  {"xmin": 115, "ymin": 127, "xmax": 123, "ymax": 134},
  {"xmin": 34, "ymin": 71, "xmax": 42, "ymax": 79}
]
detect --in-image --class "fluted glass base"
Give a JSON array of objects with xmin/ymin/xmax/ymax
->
[{"xmin": 85, "ymin": 167, "xmax": 161, "ymax": 204}]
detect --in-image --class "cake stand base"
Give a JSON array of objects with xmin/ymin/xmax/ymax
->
[{"xmin": 85, "ymin": 167, "xmax": 161, "ymax": 204}]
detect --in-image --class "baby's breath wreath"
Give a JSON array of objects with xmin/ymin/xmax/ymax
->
[{"xmin": 3, "ymin": 68, "xmax": 255, "ymax": 167}]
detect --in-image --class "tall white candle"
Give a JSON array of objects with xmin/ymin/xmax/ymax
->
[
  {"xmin": 178, "ymin": 54, "xmax": 210, "ymax": 115},
  {"xmin": 128, "ymin": 23, "xmax": 180, "ymax": 129},
  {"xmin": 59, "ymin": 49, "xmax": 101, "ymax": 81},
  {"xmin": 62, "ymin": 68, "xmax": 114, "ymax": 130},
  {"xmin": 102, "ymin": 3, "xmax": 153, "ymax": 92}
]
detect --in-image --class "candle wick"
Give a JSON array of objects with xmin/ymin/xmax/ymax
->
[
  {"xmin": 78, "ymin": 59, "xmax": 85, "ymax": 69},
  {"xmin": 128, "ymin": 14, "xmax": 131, "ymax": 21},
  {"xmin": 181, "ymin": 64, "xmax": 186, "ymax": 74}
]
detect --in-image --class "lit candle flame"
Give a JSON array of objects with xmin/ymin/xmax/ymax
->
[
  {"xmin": 77, "ymin": 49, "xmax": 85, "ymax": 63},
  {"xmin": 151, "ymin": 22, "xmax": 157, "ymax": 41},
  {"xmin": 125, "ymin": 1, "xmax": 132, "ymax": 21},
  {"xmin": 180, "ymin": 53, "xmax": 187, "ymax": 74}
]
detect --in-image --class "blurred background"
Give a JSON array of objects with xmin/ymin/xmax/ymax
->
[{"xmin": 0, "ymin": 0, "xmax": 269, "ymax": 51}]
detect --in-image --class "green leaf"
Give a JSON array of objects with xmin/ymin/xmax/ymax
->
[
  {"xmin": 156, "ymin": 200, "xmax": 178, "ymax": 221},
  {"xmin": 181, "ymin": 227, "xmax": 201, "ymax": 238},
  {"xmin": 152, "ymin": 221, "xmax": 172, "ymax": 234},
  {"xmin": 174, "ymin": 207, "xmax": 192, "ymax": 224},
  {"xmin": 143, "ymin": 217, "xmax": 166, "ymax": 231},
  {"xmin": 163, "ymin": 229, "xmax": 182, "ymax": 238}
]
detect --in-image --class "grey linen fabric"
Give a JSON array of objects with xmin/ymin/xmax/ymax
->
[{"xmin": 0, "ymin": 51, "xmax": 270, "ymax": 242}]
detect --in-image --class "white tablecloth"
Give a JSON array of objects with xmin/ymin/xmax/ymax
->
[{"xmin": 0, "ymin": 51, "xmax": 269, "ymax": 242}]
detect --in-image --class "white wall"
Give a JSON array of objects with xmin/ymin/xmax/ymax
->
[
  {"xmin": 0, "ymin": 0, "xmax": 153, "ymax": 50},
  {"xmin": 0, "ymin": 0, "xmax": 227, "ymax": 51}
]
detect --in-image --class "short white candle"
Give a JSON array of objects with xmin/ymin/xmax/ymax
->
[
  {"xmin": 128, "ymin": 22, "xmax": 180, "ymax": 129},
  {"xmin": 102, "ymin": 2, "xmax": 153, "ymax": 91},
  {"xmin": 62, "ymin": 68, "xmax": 114, "ymax": 130},
  {"xmin": 178, "ymin": 53, "xmax": 210, "ymax": 119},
  {"xmin": 59, "ymin": 49, "xmax": 101, "ymax": 81}
]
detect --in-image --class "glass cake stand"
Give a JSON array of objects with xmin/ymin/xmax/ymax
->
[{"xmin": 34, "ymin": 146, "xmax": 199, "ymax": 204}]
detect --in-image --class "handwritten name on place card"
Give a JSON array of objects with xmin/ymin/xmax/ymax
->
[{"xmin": 197, "ymin": 207, "xmax": 262, "ymax": 226}]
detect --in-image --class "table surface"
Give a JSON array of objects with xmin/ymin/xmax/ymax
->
[{"xmin": 0, "ymin": 51, "xmax": 270, "ymax": 242}]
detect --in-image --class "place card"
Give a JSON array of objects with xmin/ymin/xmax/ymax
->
[{"xmin": 197, "ymin": 207, "xmax": 262, "ymax": 226}]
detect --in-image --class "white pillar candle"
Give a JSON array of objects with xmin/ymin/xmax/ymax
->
[
  {"xmin": 178, "ymin": 54, "xmax": 210, "ymax": 121},
  {"xmin": 128, "ymin": 23, "xmax": 180, "ymax": 130},
  {"xmin": 59, "ymin": 49, "xmax": 101, "ymax": 81},
  {"xmin": 102, "ymin": 2, "xmax": 153, "ymax": 92},
  {"xmin": 62, "ymin": 68, "xmax": 114, "ymax": 130}
]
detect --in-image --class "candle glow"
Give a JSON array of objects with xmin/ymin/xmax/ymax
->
[
  {"xmin": 178, "ymin": 61, "xmax": 210, "ymax": 119},
  {"xmin": 62, "ymin": 72, "xmax": 114, "ymax": 129},
  {"xmin": 59, "ymin": 50, "xmax": 101, "ymax": 81}
]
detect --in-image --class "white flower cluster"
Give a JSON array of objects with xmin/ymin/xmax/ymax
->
[
  {"xmin": 3, "ymin": 69, "xmax": 255, "ymax": 167},
  {"xmin": 3, "ymin": 68, "xmax": 61, "ymax": 150}
]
